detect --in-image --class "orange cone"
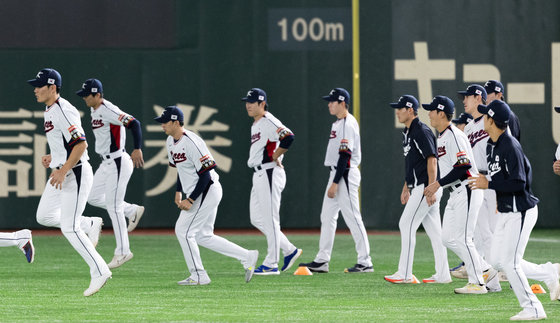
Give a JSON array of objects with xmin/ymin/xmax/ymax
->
[
  {"xmin": 531, "ymin": 284, "xmax": 546, "ymax": 294},
  {"xmin": 294, "ymin": 266, "xmax": 313, "ymax": 276}
]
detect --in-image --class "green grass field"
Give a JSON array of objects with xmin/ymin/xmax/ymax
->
[{"xmin": 1, "ymin": 230, "xmax": 559, "ymax": 322}]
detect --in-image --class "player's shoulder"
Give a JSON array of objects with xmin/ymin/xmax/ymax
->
[
  {"xmin": 52, "ymin": 97, "xmax": 80, "ymax": 117},
  {"xmin": 262, "ymin": 111, "xmax": 285, "ymax": 128}
]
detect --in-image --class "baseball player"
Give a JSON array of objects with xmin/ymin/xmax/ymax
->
[
  {"xmin": 28, "ymin": 68, "xmax": 111, "ymax": 296},
  {"xmin": 76, "ymin": 78, "xmax": 145, "ymax": 269},
  {"xmin": 451, "ymin": 112, "xmax": 473, "ymax": 132},
  {"xmin": 0, "ymin": 230, "xmax": 34, "ymax": 263},
  {"xmin": 299, "ymin": 88, "xmax": 373, "ymax": 273},
  {"xmin": 554, "ymin": 107, "xmax": 560, "ymax": 176},
  {"xmin": 422, "ymin": 95, "xmax": 494, "ymax": 294},
  {"xmin": 384, "ymin": 95, "xmax": 451, "ymax": 284},
  {"xmin": 242, "ymin": 88, "xmax": 302, "ymax": 275},
  {"xmin": 484, "ymin": 80, "xmax": 521, "ymax": 141},
  {"xmin": 155, "ymin": 106, "xmax": 258, "ymax": 285},
  {"xmin": 469, "ymin": 100, "xmax": 551, "ymax": 320}
]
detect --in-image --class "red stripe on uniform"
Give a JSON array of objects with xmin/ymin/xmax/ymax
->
[{"xmin": 110, "ymin": 124, "xmax": 121, "ymax": 151}]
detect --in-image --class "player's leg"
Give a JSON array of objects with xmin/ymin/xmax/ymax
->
[
  {"xmin": 313, "ymin": 171, "xmax": 341, "ymax": 264},
  {"xmin": 175, "ymin": 202, "xmax": 209, "ymax": 285},
  {"xmin": 36, "ymin": 180, "xmax": 62, "ymax": 228},
  {"xmin": 338, "ymin": 169, "xmax": 372, "ymax": 271},
  {"xmin": 0, "ymin": 230, "xmax": 34, "ymax": 263},
  {"xmin": 420, "ymin": 188, "xmax": 451, "ymax": 283},
  {"xmin": 491, "ymin": 207, "xmax": 545, "ymax": 319}
]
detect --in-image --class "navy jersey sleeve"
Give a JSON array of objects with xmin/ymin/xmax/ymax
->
[
  {"xmin": 488, "ymin": 144, "xmax": 526, "ymax": 192},
  {"xmin": 414, "ymin": 128, "xmax": 437, "ymax": 158}
]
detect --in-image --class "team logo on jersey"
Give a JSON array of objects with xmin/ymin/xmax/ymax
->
[
  {"xmin": 251, "ymin": 132, "xmax": 261, "ymax": 144},
  {"xmin": 91, "ymin": 119, "xmax": 105, "ymax": 129},
  {"xmin": 44, "ymin": 121, "xmax": 54, "ymax": 133},
  {"xmin": 172, "ymin": 151, "xmax": 187, "ymax": 163},
  {"xmin": 437, "ymin": 146, "xmax": 447, "ymax": 157},
  {"xmin": 68, "ymin": 125, "xmax": 85, "ymax": 141},
  {"xmin": 199, "ymin": 154, "xmax": 216, "ymax": 171},
  {"xmin": 118, "ymin": 114, "xmax": 134, "ymax": 127},
  {"xmin": 488, "ymin": 155, "xmax": 501, "ymax": 176},
  {"xmin": 276, "ymin": 127, "xmax": 292, "ymax": 140},
  {"xmin": 330, "ymin": 130, "xmax": 337, "ymax": 139},
  {"xmin": 467, "ymin": 129, "xmax": 489, "ymax": 147},
  {"xmin": 403, "ymin": 138, "xmax": 411, "ymax": 156},
  {"xmin": 455, "ymin": 151, "xmax": 471, "ymax": 167},
  {"xmin": 339, "ymin": 139, "xmax": 350, "ymax": 152}
]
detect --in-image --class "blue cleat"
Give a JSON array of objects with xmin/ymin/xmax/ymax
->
[
  {"xmin": 253, "ymin": 265, "xmax": 280, "ymax": 275},
  {"xmin": 282, "ymin": 248, "xmax": 302, "ymax": 272}
]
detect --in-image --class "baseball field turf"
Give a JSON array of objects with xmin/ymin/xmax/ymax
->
[{"xmin": 1, "ymin": 230, "xmax": 559, "ymax": 322}]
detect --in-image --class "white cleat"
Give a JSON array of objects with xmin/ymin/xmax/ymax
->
[
  {"xmin": 108, "ymin": 253, "xmax": 134, "ymax": 269},
  {"xmin": 510, "ymin": 309, "xmax": 547, "ymax": 321},
  {"xmin": 128, "ymin": 206, "xmax": 144, "ymax": 232},
  {"xmin": 87, "ymin": 217, "xmax": 103, "ymax": 247},
  {"xmin": 545, "ymin": 262, "xmax": 560, "ymax": 301},
  {"xmin": 84, "ymin": 272, "xmax": 112, "ymax": 297},
  {"xmin": 454, "ymin": 283, "xmax": 488, "ymax": 294},
  {"xmin": 177, "ymin": 277, "xmax": 211, "ymax": 286},
  {"xmin": 245, "ymin": 250, "xmax": 259, "ymax": 283}
]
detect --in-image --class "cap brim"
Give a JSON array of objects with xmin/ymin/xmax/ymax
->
[
  {"xmin": 389, "ymin": 102, "xmax": 402, "ymax": 108},
  {"xmin": 477, "ymin": 104, "xmax": 489, "ymax": 115},
  {"xmin": 555, "ymin": 107, "xmax": 560, "ymax": 113},
  {"xmin": 76, "ymin": 89, "xmax": 89, "ymax": 97},
  {"xmin": 322, "ymin": 95, "xmax": 335, "ymax": 101},
  {"xmin": 154, "ymin": 116, "xmax": 167, "ymax": 123},
  {"xmin": 27, "ymin": 79, "xmax": 44, "ymax": 87},
  {"xmin": 451, "ymin": 118, "xmax": 461, "ymax": 123},
  {"xmin": 241, "ymin": 97, "xmax": 258, "ymax": 103},
  {"xmin": 421, "ymin": 103, "xmax": 436, "ymax": 111}
]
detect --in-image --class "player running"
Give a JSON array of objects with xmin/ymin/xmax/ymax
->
[
  {"xmin": 0, "ymin": 230, "xmax": 34, "ymax": 263},
  {"xmin": 76, "ymin": 78, "xmax": 145, "ymax": 269}
]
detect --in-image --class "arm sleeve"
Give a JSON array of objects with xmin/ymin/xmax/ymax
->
[
  {"xmin": 176, "ymin": 174, "xmax": 183, "ymax": 192},
  {"xmin": 439, "ymin": 167, "xmax": 469, "ymax": 186},
  {"xmin": 126, "ymin": 118, "xmax": 143, "ymax": 149},
  {"xmin": 277, "ymin": 127, "xmax": 294, "ymax": 149},
  {"xmin": 188, "ymin": 170, "xmax": 212, "ymax": 201},
  {"xmin": 333, "ymin": 150, "xmax": 351, "ymax": 184}
]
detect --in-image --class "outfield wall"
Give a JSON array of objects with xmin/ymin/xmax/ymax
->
[{"xmin": 0, "ymin": 0, "xmax": 559, "ymax": 229}]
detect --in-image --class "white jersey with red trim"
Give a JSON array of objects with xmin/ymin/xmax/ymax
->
[
  {"xmin": 247, "ymin": 111, "xmax": 292, "ymax": 168},
  {"xmin": 167, "ymin": 129, "xmax": 218, "ymax": 195},
  {"xmin": 90, "ymin": 99, "xmax": 135, "ymax": 155},
  {"xmin": 324, "ymin": 113, "xmax": 361, "ymax": 167},
  {"xmin": 436, "ymin": 124, "xmax": 478, "ymax": 187},
  {"xmin": 43, "ymin": 97, "xmax": 89, "ymax": 168},
  {"xmin": 464, "ymin": 116, "xmax": 489, "ymax": 172}
]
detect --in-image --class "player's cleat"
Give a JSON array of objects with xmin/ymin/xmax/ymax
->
[
  {"xmin": 87, "ymin": 217, "xmax": 103, "ymax": 247},
  {"xmin": 384, "ymin": 273, "xmax": 420, "ymax": 284},
  {"xmin": 422, "ymin": 275, "xmax": 452, "ymax": 284},
  {"xmin": 344, "ymin": 263, "xmax": 374, "ymax": 273},
  {"xmin": 128, "ymin": 206, "xmax": 145, "ymax": 232},
  {"xmin": 17, "ymin": 230, "xmax": 34, "ymax": 263},
  {"xmin": 451, "ymin": 265, "xmax": 468, "ymax": 279},
  {"xmin": 499, "ymin": 271, "xmax": 509, "ymax": 282},
  {"xmin": 253, "ymin": 265, "xmax": 280, "ymax": 275},
  {"xmin": 510, "ymin": 309, "xmax": 547, "ymax": 321},
  {"xmin": 299, "ymin": 261, "xmax": 329, "ymax": 273},
  {"xmin": 108, "ymin": 253, "xmax": 134, "ymax": 269},
  {"xmin": 544, "ymin": 262, "xmax": 560, "ymax": 301},
  {"xmin": 454, "ymin": 283, "xmax": 488, "ymax": 294},
  {"xmin": 483, "ymin": 267, "xmax": 499, "ymax": 284},
  {"xmin": 177, "ymin": 276, "xmax": 211, "ymax": 286},
  {"xmin": 84, "ymin": 271, "xmax": 112, "ymax": 296},
  {"xmin": 244, "ymin": 250, "xmax": 259, "ymax": 283},
  {"xmin": 281, "ymin": 248, "xmax": 302, "ymax": 272}
]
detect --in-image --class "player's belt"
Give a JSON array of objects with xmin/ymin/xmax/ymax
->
[
  {"xmin": 448, "ymin": 181, "xmax": 465, "ymax": 193},
  {"xmin": 327, "ymin": 166, "xmax": 337, "ymax": 171},
  {"xmin": 100, "ymin": 148, "xmax": 125, "ymax": 161},
  {"xmin": 253, "ymin": 161, "xmax": 276, "ymax": 172}
]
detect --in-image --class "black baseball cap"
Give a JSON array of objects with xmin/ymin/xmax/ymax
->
[
  {"xmin": 322, "ymin": 88, "xmax": 350, "ymax": 103},
  {"xmin": 154, "ymin": 106, "xmax": 184, "ymax": 123},
  {"xmin": 76, "ymin": 79, "xmax": 103, "ymax": 97},
  {"xmin": 27, "ymin": 68, "xmax": 62, "ymax": 88},
  {"xmin": 458, "ymin": 84, "xmax": 487, "ymax": 101},
  {"xmin": 478, "ymin": 100, "xmax": 511, "ymax": 124},
  {"xmin": 484, "ymin": 80, "xmax": 505, "ymax": 95},
  {"xmin": 422, "ymin": 95, "xmax": 455, "ymax": 114},
  {"xmin": 241, "ymin": 88, "xmax": 267, "ymax": 103},
  {"xmin": 452, "ymin": 112, "xmax": 473, "ymax": 125},
  {"xmin": 390, "ymin": 95, "xmax": 418, "ymax": 111}
]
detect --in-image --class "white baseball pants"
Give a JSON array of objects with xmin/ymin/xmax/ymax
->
[
  {"xmin": 36, "ymin": 162, "xmax": 110, "ymax": 278},
  {"xmin": 474, "ymin": 188, "xmax": 497, "ymax": 260},
  {"xmin": 489, "ymin": 206, "xmax": 544, "ymax": 315},
  {"xmin": 176, "ymin": 181, "xmax": 252, "ymax": 281},
  {"xmin": 396, "ymin": 185, "xmax": 450, "ymax": 281},
  {"xmin": 88, "ymin": 154, "xmax": 134, "ymax": 256},
  {"xmin": 442, "ymin": 185, "xmax": 486, "ymax": 285},
  {"xmin": 250, "ymin": 165, "xmax": 297, "ymax": 268},
  {"xmin": 314, "ymin": 168, "xmax": 372, "ymax": 267},
  {"xmin": 0, "ymin": 230, "xmax": 29, "ymax": 247}
]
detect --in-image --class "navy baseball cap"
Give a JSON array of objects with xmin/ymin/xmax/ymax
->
[
  {"xmin": 452, "ymin": 112, "xmax": 473, "ymax": 125},
  {"xmin": 478, "ymin": 100, "xmax": 511, "ymax": 124},
  {"xmin": 390, "ymin": 95, "xmax": 418, "ymax": 111},
  {"xmin": 484, "ymin": 80, "xmax": 505, "ymax": 94},
  {"xmin": 554, "ymin": 107, "xmax": 560, "ymax": 113},
  {"xmin": 322, "ymin": 88, "xmax": 350, "ymax": 103},
  {"xmin": 422, "ymin": 95, "xmax": 455, "ymax": 114},
  {"xmin": 154, "ymin": 106, "xmax": 184, "ymax": 123},
  {"xmin": 27, "ymin": 68, "xmax": 61, "ymax": 87},
  {"xmin": 76, "ymin": 79, "xmax": 103, "ymax": 97},
  {"xmin": 458, "ymin": 84, "xmax": 487, "ymax": 101},
  {"xmin": 241, "ymin": 88, "xmax": 267, "ymax": 103}
]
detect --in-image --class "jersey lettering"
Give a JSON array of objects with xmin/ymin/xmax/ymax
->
[
  {"xmin": 403, "ymin": 137, "xmax": 411, "ymax": 156},
  {"xmin": 44, "ymin": 121, "xmax": 54, "ymax": 133},
  {"xmin": 172, "ymin": 152, "xmax": 187, "ymax": 163},
  {"xmin": 438, "ymin": 146, "xmax": 447, "ymax": 158},
  {"xmin": 251, "ymin": 132, "xmax": 261, "ymax": 145},
  {"xmin": 330, "ymin": 130, "xmax": 337, "ymax": 139},
  {"xmin": 467, "ymin": 129, "xmax": 489, "ymax": 148},
  {"xmin": 91, "ymin": 119, "xmax": 105, "ymax": 129}
]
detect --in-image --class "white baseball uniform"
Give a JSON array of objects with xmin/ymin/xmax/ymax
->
[
  {"xmin": 437, "ymin": 124, "xmax": 486, "ymax": 285},
  {"xmin": 36, "ymin": 97, "xmax": 110, "ymax": 279},
  {"xmin": 464, "ymin": 116, "xmax": 497, "ymax": 260},
  {"xmin": 248, "ymin": 111, "xmax": 298, "ymax": 268},
  {"xmin": 313, "ymin": 113, "xmax": 372, "ymax": 267},
  {"xmin": 0, "ymin": 230, "xmax": 30, "ymax": 247},
  {"xmin": 170, "ymin": 129, "xmax": 254, "ymax": 283},
  {"xmin": 86, "ymin": 99, "xmax": 140, "ymax": 257}
]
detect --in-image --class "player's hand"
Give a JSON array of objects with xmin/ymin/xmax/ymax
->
[
  {"xmin": 426, "ymin": 194, "xmax": 437, "ymax": 206},
  {"xmin": 131, "ymin": 149, "xmax": 144, "ymax": 168},
  {"xmin": 553, "ymin": 160, "xmax": 560, "ymax": 176},
  {"xmin": 42, "ymin": 155, "xmax": 52, "ymax": 168},
  {"xmin": 400, "ymin": 188, "xmax": 410, "ymax": 205},
  {"xmin": 174, "ymin": 191, "xmax": 182, "ymax": 207},
  {"xmin": 327, "ymin": 183, "xmax": 338, "ymax": 198},
  {"xmin": 275, "ymin": 158, "xmax": 284, "ymax": 169},
  {"xmin": 177, "ymin": 199, "xmax": 192, "ymax": 211},
  {"xmin": 49, "ymin": 168, "xmax": 66, "ymax": 190},
  {"xmin": 423, "ymin": 181, "xmax": 440, "ymax": 197},
  {"xmin": 468, "ymin": 175, "xmax": 488, "ymax": 190}
]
